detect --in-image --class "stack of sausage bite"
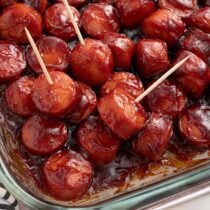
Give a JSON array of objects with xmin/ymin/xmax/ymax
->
[{"xmin": 0, "ymin": 0, "xmax": 209, "ymax": 201}]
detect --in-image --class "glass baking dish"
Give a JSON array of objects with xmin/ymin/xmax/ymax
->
[{"xmin": 0, "ymin": 98, "xmax": 210, "ymax": 210}]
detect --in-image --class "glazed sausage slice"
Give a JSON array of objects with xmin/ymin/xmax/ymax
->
[
  {"xmin": 133, "ymin": 113, "xmax": 173, "ymax": 160},
  {"xmin": 32, "ymin": 71, "xmax": 81, "ymax": 117},
  {"xmin": 5, "ymin": 76, "xmax": 36, "ymax": 117},
  {"xmin": 82, "ymin": 3, "xmax": 120, "ymax": 38},
  {"xmin": 158, "ymin": 0, "xmax": 198, "ymax": 18},
  {"xmin": 179, "ymin": 28, "xmax": 210, "ymax": 65},
  {"xmin": 69, "ymin": 38, "xmax": 113, "ymax": 87},
  {"xmin": 26, "ymin": 36, "xmax": 71, "ymax": 74},
  {"xmin": 77, "ymin": 115, "xmax": 120, "ymax": 164},
  {"xmin": 184, "ymin": 7, "xmax": 210, "ymax": 33},
  {"xmin": 100, "ymin": 72, "xmax": 144, "ymax": 98},
  {"xmin": 0, "ymin": 42, "xmax": 26, "ymax": 82},
  {"xmin": 115, "ymin": 0, "xmax": 155, "ymax": 29},
  {"xmin": 173, "ymin": 50, "xmax": 209, "ymax": 99},
  {"xmin": 97, "ymin": 86, "xmax": 147, "ymax": 140},
  {"xmin": 42, "ymin": 150, "xmax": 93, "ymax": 200},
  {"xmin": 142, "ymin": 9, "xmax": 185, "ymax": 47},
  {"xmin": 22, "ymin": 115, "xmax": 67, "ymax": 155},
  {"xmin": 136, "ymin": 39, "xmax": 169, "ymax": 78},
  {"xmin": 0, "ymin": 3, "xmax": 42, "ymax": 44},
  {"xmin": 0, "ymin": 0, "xmax": 16, "ymax": 8},
  {"xmin": 44, "ymin": 3, "xmax": 81, "ymax": 41},
  {"xmin": 145, "ymin": 80, "xmax": 187, "ymax": 118},
  {"xmin": 56, "ymin": 0, "xmax": 87, "ymax": 7},
  {"xmin": 178, "ymin": 104, "xmax": 210, "ymax": 147},
  {"xmin": 23, "ymin": 0, "xmax": 47, "ymax": 14},
  {"xmin": 100, "ymin": 32, "xmax": 135, "ymax": 70},
  {"xmin": 67, "ymin": 82, "xmax": 97, "ymax": 123}
]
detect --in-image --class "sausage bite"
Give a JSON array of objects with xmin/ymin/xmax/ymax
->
[
  {"xmin": 100, "ymin": 72, "xmax": 144, "ymax": 98},
  {"xmin": 82, "ymin": 3, "xmax": 120, "ymax": 38},
  {"xmin": 0, "ymin": 3, "xmax": 42, "ymax": 43},
  {"xmin": 97, "ymin": 86, "xmax": 147, "ymax": 140},
  {"xmin": 22, "ymin": 115, "xmax": 67, "ymax": 155},
  {"xmin": 77, "ymin": 115, "xmax": 120, "ymax": 164},
  {"xmin": 5, "ymin": 76, "xmax": 36, "ymax": 117},
  {"xmin": 142, "ymin": 9, "xmax": 185, "ymax": 47},
  {"xmin": 0, "ymin": 42, "xmax": 26, "ymax": 82},
  {"xmin": 26, "ymin": 36, "xmax": 71, "ymax": 74},
  {"xmin": 178, "ymin": 104, "xmax": 210, "ymax": 147},
  {"xmin": 42, "ymin": 150, "xmax": 93, "ymax": 200},
  {"xmin": 136, "ymin": 39, "xmax": 169, "ymax": 78},
  {"xmin": 70, "ymin": 38, "xmax": 113, "ymax": 86},
  {"xmin": 145, "ymin": 80, "xmax": 187, "ymax": 118},
  {"xmin": 44, "ymin": 3, "xmax": 81, "ymax": 41},
  {"xmin": 133, "ymin": 113, "xmax": 173, "ymax": 160},
  {"xmin": 32, "ymin": 71, "xmax": 81, "ymax": 117}
]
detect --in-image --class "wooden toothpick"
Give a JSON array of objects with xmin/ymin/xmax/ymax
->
[
  {"xmin": 62, "ymin": 0, "xmax": 85, "ymax": 45},
  {"xmin": 24, "ymin": 27, "xmax": 53, "ymax": 85},
  {"xmin": 135, "ymin": 55, "xmax": 190, "ymax": 103}
]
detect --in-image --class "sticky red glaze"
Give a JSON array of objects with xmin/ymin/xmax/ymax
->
[
  {"xmin": 115, "ymin": 0, "xmax": 156, "ymax": 29},
  {"xmin": 70, "ymin": 38, "xmax": 114, "ymax": 87},
  {"xmin": 100, "ymin": 72, "xmax": 144, "ymax": 98},
  {"xmin": 77, "ymin": 115, "xmax": 120, "ymax": 164},
  {"xmin": 100, "ymin": 32, "xmax": 135, "ymax": 70},
  {"xmin": 32, "ymin": 71, "xmax": 81, "ymax": 117},
  {"xmin": 142, "ymin": 9, "xmax": 185, "ymax": 47},
  {"xmin": 42, "ymin": 150, "xmax": 93, "ymax": 200},
  {"xmin": 0, "ymin": 43, "xmax": 26, "ymax": 82},
  {"xmin": 136, "ymin": 39, "xmax": 169, "ymax": 78},
  {"xmin": 26, "ymin": 36, "xmax": 71, "ymax": 74},
  {"xmin": 133, "ymin": 113, "xmax": 173, "ymax": 160},
  {"xmin": 179, "ymin": 104, "xmax": 210, "ymax": 147},
  {"xmin": 94, "ymin": 0, "xmax": 116, "ymax": 4},
  {"xmin": 0, "ymin": 3, "xmax": 42, "ymax": 44},
  {"xmin": 184, "ymin": 7, "xmax": 210, "ymax": 33},
  {"xmin": 5, "ymin": 76, "xmax": 36, "ymax": 117},
  {"xmin": 67, "ymin": 82, "xmax": 97, "ymax": 123},
  {"xmin": 0, "ymin": 0, "xmax": 16, "ymax": 7},
  {"xmin": 180, "ymin": 28, "xmax": 210, "ymax": 65},
  {"xmin": 82, "ymin": 3, "xmax": 120, "ymax": 38},
  {"xmin": 173, "ymin": 50, "xmax": 209, "ymax": 99},
  {"xmin": 44, "ymin": 3, "xmax": 81, "ymax": 41},
  {"xmin": 22, "ymin": 115, "xmax": 67, "ymax": 155},
  {"xmin": 158, "ymin": 0, "xmax": 198, "ymax": 18},
  {"xmin": 145, "ymin": 80, "xmax": 187, "ymax": 118},
  {"xmin": 23, "ymin": 0, "xmax": 48, "ymax": 14},
  {"xmin": 97, "ymin": 86, "xmax": 147, "ymax": 140},
  {"xmin": 56, "ymin": 0, "xmax": 87, "ymax": 7}
]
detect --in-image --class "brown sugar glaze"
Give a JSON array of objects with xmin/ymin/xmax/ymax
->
[{"xmin": 0, "ymin": 83, "xmax": 209, "ymax": 201}]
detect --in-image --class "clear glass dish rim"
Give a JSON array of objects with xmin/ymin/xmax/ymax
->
[{"xmin": 0, "ymin": 155, "xmax": 209, "ymax": 210}]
